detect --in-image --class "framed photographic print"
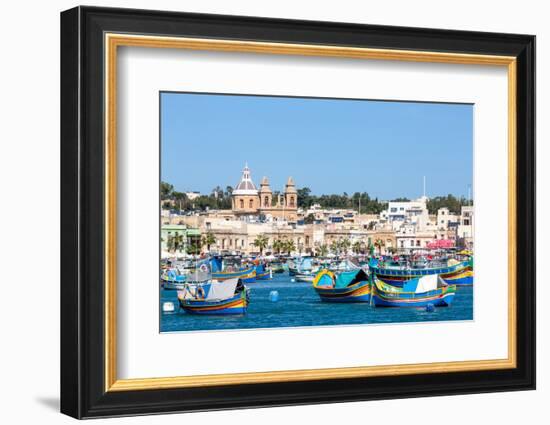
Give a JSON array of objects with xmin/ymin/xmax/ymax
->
[{"xmin": 60, "ymin": 6, "xmax": 535, "ymax": 419}]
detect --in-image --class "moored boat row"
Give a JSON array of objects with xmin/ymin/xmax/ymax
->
[{"xmin": 162, "ymin": 252, "xmax": 472, "ymax": 314}]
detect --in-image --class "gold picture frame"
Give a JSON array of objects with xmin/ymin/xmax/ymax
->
[{"xmin": 104, "ymin": 34, "xmax": 517, "ymax": 392}]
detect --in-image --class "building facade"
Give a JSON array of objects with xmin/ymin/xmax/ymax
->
[{"xmin": 231, "ymin": 164, "xmax": 298, "ymax": 222}]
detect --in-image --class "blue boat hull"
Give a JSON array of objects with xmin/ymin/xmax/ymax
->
[
  {"xmin": 179, "ymin": 292, "xmax": 248, "ymax": 315},
  {"xmin": 372, "ymin": 292, "xmax": 455, "ymax": 307},
  {"xmin": 318, "ymin": 292, "xmax": 371, "ymax": 303},
  {"xmin": 212, "ymin": 267, "xmax": 256, "ymax": 283},
  {"xmin": 313, "ymin": 270, "xmax": 372, "ymax": 303}
]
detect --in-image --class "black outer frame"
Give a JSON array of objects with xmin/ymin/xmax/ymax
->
[{"xmin": 60, "ymin": 6, "xmax": 535, "ymax": 419}]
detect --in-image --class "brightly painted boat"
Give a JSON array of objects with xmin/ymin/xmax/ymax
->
[
  {"xmin": 271, "ymin": 262, "xmax": 285, "ymax": 274},
  {"xmin": 255, "ymin": 263, "xmax": 272, "ymax": 280},
  {"xmin": 369, "ymin": 258, "xmax": 473, "ymax": 286},
  {"xmin": 312, "ymin": 269, "xmax": 371, "ymax": 303},
  {"xmin": 160, "ymin": 268, "xmax": 187, "ymax": 290},
  {"xmin": 328, "ymin": 259, "xmax": 361, "ymax": 273},
  {"xmin": 288, "ymin": 257, "xmax": 316, "ymax": 276},
  {"xmin": 211, "ymin": 266, "xmax": 256, "ymax": 283},
  {"xmin": 294, "ymin": 272, "xmax": 316, "ymax": 283},
  {"xmin": 177, "ymin": 278, "xmax": 248, "ymax": 315},
  {"xmin": 372, "ymin": 275, "xmax": 456, "ymax": 307}
]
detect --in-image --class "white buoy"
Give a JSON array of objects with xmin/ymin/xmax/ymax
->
[
  {"xmin": 269, "ymin": 291, "xmax": 279, "ymax": 302},
  {"xmin": 162, "ymin": 302, "xmax": 175, "ymax": 312},
  {"xmin": 290, "ymin": 278, "xmax": 296, "ymax": 283}
]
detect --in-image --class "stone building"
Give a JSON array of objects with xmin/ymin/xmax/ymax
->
[{"xmin": 231, "ymin": 163, "xmax": 298, "ymax": 222}]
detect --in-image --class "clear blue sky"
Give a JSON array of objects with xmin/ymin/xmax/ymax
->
[{"xmin": 161, "ymin": 92, "xmax": 472, "ymax": 200}]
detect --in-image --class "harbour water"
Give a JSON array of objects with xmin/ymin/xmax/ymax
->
[{"xmin": 160, "ymin": 274, "xmax": 473, "ymax": 332}]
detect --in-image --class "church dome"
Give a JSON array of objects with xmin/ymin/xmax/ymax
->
[{"xmin": 232, "ymin": 163, "xmax": 258, "ymax": 195}]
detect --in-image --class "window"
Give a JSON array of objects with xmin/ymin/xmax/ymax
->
[
  {"xmin": 390, "ymin": 207, "xmax": 397, "ymax": 213},
  {"xmin": 416, "ymin": 240, "xmax": 421, "ymax": 246},
  {"xmin": 464, "ymin": 219, "xmax": 470, "ymax": 225},
  {"xmin": 264, "ymin": 196, "xmax": 269, "ymax": 207},
  {"xmin": 239, "ymin": 199, "xmax": 244, "ymax": 209},
  {"xmin": 290, "ymin": 196, "xmax": 295, "ymax": 207},
  {"xmin": 410, "ymin": 240, "xmax": 415, "ymax": 247},
  {"xmin": 249, "ymin": 199, "xmax": 253, "ymax": 209},
  {"xmin": 305, "ymin": 236, "xmax": 310, "ymax": 246}
]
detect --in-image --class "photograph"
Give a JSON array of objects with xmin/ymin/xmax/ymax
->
[{"xmin": 159, "ymin": 92, "xmax": 475, "ymax": 332}]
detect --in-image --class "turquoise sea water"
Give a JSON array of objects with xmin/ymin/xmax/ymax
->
[{"xmin": 160, "ymin": 274, "xmax": 473, "ymax": 333}]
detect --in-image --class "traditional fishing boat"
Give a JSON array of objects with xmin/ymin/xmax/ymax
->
[
  {"xmin": 294, "ymin": 271, "xmax": 317, "ymax": 283},
  {"xmin": 329, "ymin": 259, "xmax": 361, "ymax": 273},
  {"xmin": 211, "ymin": 266, "xmax": 256, "ymax": 283},
  {"xmin": 312, "ymin": 269, "xmax": 371, "ymax": 302},
  {"xmin": 271, "ymin": 262, "xmax": 285, "ymax": 274},
  {"xmin": 289, "ymin": 257, "xmax": 320, "ymax": 282},
  {"xmin": 160, "ymin": 268, "xmax": 187, "ymax": 290},
  {"xmin": 255, "ymin": 263, "xmax": 272, "ymax": 280},
  {"xmin": 369, "ymin": 257, "xmax": 473, "ymax": 286},
  {"xmin": 372, "ymin": 274, "xmax": 456, "ymax": 307},
  {"xmin": 177, "ymin": 278, "xmax": 248, "ymax": 315},
  {"xmin": 288, "ymin": 257, "xmax": 314, "ymax": 276}
]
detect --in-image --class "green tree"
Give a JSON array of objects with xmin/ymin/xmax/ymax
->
[
  {"xmin": 374, "ymin": 238, "xmax": 385, "ymax": 255},
  {"xmin": 297, "ymin": 187, "xmax": 312, "ymax": 208},
  {"xmin": 187, "ymin": 241, "xmax": 201, "ymax": 255},
  {"xmin": 330, "ymin": 240, "xmax": 341, "ymax": 255},
  {"xmin": 272, "ymin": 239, "xmax": 284, "ymax": 254},
  {"xmin": 340, "ymin": 238, "xmax": 351, "ymax": 254},
  {"xmin": 161, "ymin": 181, "xmax": 174, "ymax": 199},
  {"xmin": 317, "ymin": 244, "xmax": 329, "ymax": 257},
  {"xmin": 427, "ymin": 194, "xmax": 471, "ymax": 214},
  {"xmin": 283, "ymin": 240, "xmax": 296, "ymax": 255},
  {"xmin": 352, "ymin": 241, "xmax": 363, "ymax": 254},
  {"xmin": 304, "ymin": 213, "xmax": 316, "ymax": 224},
  {"xmin": 167, "ymin": 233, "xmax": 185, "ymax": 253},
  {"xmin": 201, "ymin": 232, "xmax": 216, "ymax": 252},
  {"xmin": 252, "ymin": 234, "xmax": 269, "ymax": 255}
]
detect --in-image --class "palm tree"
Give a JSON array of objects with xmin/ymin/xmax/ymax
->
[
  {"xmin": 368, "ymin": 240, "xmax": 375, "ymax": 256},
  {"xmin": 252, "ymin": 234, "xmax": 269, "ymax": 255},
  {"xmin": 330, "ymin": 240, "xmax": 340, "ymax": 255},
  {"xmin": 201, "ymin": 232, "xmax": 216, "ymax": 252},
  {"xmin": 374, "ymin": 238, "xmax": 385, "ymax": 255},
  {"xmin": 272, "ymin": 239, "xmax": 284, "ymax": 255},
  {"xmin": 340, "ymin": 238, "xmax": 351, "ymax": 255},
  {"xmin": 318, "ymin": 244, "xmax": 329, "ymax": 257},
  {"xmin": 283, "ymin": 240, "xmax": 296, "ymax": 255},
  {"xmin": 166, "ymin": 233, "xmax": 184, "ymax": 253},
  {"xmin": 352, "ymin": 241, "xmax": 362, "ymax": 254},
  {"xmin": 187, "ymin": 240, "xmax": 201, "ymax": 255}
]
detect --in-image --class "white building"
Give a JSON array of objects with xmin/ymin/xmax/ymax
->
[
  {"xmin": 185, "ymin": 191, "xmax": 201, "ymax": 201},
  {"xmin": 457, "ymin": 206, "xmax": 474, "ymax": 247},
  {"xmin": 436, "ymin": 207, "xmax": 459, "ymax": 230}
]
